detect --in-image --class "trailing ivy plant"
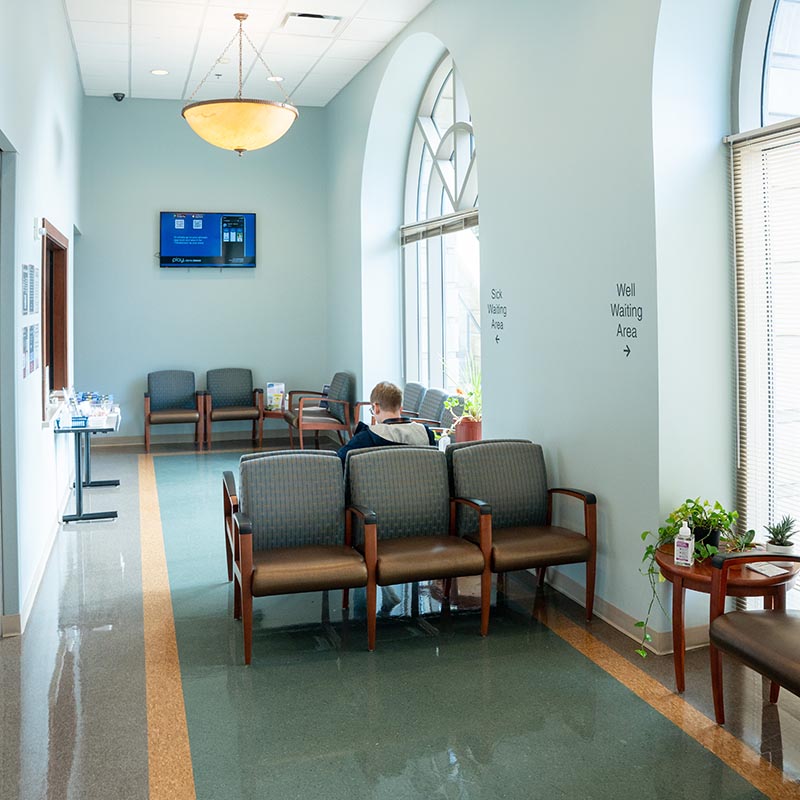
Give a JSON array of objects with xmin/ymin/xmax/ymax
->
[{"xmin": 635, "ymin": 498, "xmax": 737, "ymax": 658}]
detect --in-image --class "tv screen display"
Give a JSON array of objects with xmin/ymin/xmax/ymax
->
[{"xmin": 159, "ymin": 212, "xmax": 256, "ymax": 268}]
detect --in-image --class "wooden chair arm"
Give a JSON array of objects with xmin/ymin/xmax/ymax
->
[{"xmin": 546, "ymin": 488, "xmax": 597, "ymax": 551}]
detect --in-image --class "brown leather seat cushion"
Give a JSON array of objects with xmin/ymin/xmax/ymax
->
[
  {"xmin": 710, "ymin": 610, "xmax": 800, "ymax": 697},
  {"xmin": 149, "ymin": 409, "xmax": 200, "ymax": 424},
  {"xmin": 211, "ymin": 405, "xmax": 259, "ymax": 421},
  {"xmin": 358, "ymin": 535, "xmax": 485, "ymax": 585},
  {"xmin": 284, "ymin": 409, "xmax": 341, "ymax": 428},
  {"xmin": 467, "ymin": 525, "xmax": 592, "ymax": 572},
  {"xmin": 251, "ymin": 545, "xmax": 367, "ymax": 597}
]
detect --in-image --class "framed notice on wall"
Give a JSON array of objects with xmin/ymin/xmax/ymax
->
[
  {"xmin": 33, "ymin": 323, "xmax": 39, "ymax": 371},
  {"xmin": 28, "ymin": 266, "xmax": 35, "ymax": 315},
  {"xmin": 22, "ymin": 264, "xmax": 29, "ymax": 315},
  {"xmin": 22, "ymin": 325, "xmax": 28, "ymax": 378},
  {"xmin": 33, "ymin": 266, "xmax": 40, "ymax": 314}
]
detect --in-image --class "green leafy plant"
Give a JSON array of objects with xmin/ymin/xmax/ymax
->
[
  {"xmin": 723, "ymin": 527, "xmax": 756, "ymax": 552},
  {"xmin": 635, "ymin": 498, "xmax": 737, "ymax": 658},
  {"xmin": 443, "ymin": 355, "xmax": 482, "ymax": 424},
  {"xmin": 764, "ymin": 515, "xmax": 796, "ymax": 546}
]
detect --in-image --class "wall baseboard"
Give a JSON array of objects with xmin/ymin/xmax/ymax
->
[
  {"xmin": 546, "ymin": 568, "xmax": 709, "ymax": 656},
  {"xmin": 94, "ymin": 428, "xmax": 303, "ymax": 449},
  {"xmin": 0, "ymin": 613, "xmax": 21, "ymax": 637}
]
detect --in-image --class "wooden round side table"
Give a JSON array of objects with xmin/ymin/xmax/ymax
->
[{"xmin": 654, "ymin": 544, "xmax": 799, "ymax": 692}]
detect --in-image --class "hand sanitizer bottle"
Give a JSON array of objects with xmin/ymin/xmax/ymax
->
[
  {"xmin": 438, "ymin": 433, "xmax": 451, "ymax": 452},
  {"xmin": 674, "ymin": 521, "xmax": 695, "ymax": 567}
]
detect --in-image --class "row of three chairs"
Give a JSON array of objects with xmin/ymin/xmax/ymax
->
[
  {"xmin": 144, "ymin": 368, "xmax": 265, "ymax": 452},
  {"xmin": 222, "ymin": 439, "xmax": 597, "ymax": 664}
]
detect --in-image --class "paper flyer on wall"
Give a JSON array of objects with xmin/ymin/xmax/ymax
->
[
  {"xmin": 22, "ymin": 264, "xmax": 28, "ymax": 315},
  {"xmin": 22, "ymin": 325, "xmax": 28, "ymax": 378}
]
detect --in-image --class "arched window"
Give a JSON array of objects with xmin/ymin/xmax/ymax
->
[
  {"xmin": 764, "ymin": 0, "xmax": 800, "ymax": 125},
  {"xmin": 401, "ymin": 54, "xmax": 479, "ymax": 390}
]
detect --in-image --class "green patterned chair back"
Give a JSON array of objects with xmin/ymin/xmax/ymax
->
[
  {"xmin": 448, "ymin": 440, "xmax": 548, "ymax": 534},
  {"xmin": 346, "ymin": 447, "xmax": 449, "ymax": 540},
  {"xmin": 326, "ymin": 371, "xmax": 354, "ymax": 424},
  {"xmin": 207, "ymin": 368, "xmax": 253, "ymax": 408},
  {"xmin": 239, "ymin": 451, "xmax": 344, "ymax": 552},
  {"xmin": 417, "ymin": 388, "xmax": 448, "ymax": 423},
  {"xmin": 403, "ymin": 382, "xmax": 426, "ymax": 415},
  {"xmin": 147, "ymin": 370, "xmax": 196, "ymax": 411}
]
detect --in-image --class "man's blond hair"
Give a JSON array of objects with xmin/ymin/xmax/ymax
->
[{"xmin": 370, "ymin": 381, "xmax": 402, "ymax": 411}]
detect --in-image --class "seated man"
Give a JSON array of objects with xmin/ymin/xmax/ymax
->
[{"xmin": 338, "ymin": 381, "xmax": 435, "ymax": 462}]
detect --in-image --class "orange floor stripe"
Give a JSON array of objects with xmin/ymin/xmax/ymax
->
[{"xmin": 139, "ymin": 455, "xmax": 197, "ymax": 800}]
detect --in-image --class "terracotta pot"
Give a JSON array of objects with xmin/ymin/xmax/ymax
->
[{"xmin": 454, "ymin": 419, "xmax": 482, "ymax": 443}]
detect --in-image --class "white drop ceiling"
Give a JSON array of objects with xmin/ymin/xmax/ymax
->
[{"xmin": 64, "ymin": 0, "xmax": 434, "ymax": 107}]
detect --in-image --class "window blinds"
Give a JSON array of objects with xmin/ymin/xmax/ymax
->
[
  {"xmin": 729, "ymin": 123, "xmax": 800, "ymax": 532},
  {"xmin": 400, "ymin": 208, "xmax": 479, "ymax": 246}
]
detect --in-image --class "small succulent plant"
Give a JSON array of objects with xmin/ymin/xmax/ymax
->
[{"xmin": 764, "ymin": 515, "xmax": 796, "ymax": 547}]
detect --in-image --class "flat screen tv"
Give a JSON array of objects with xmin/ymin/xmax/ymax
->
[{"xmin": 159, "ymin": 211, "xmax": 256, "ymax": 268}]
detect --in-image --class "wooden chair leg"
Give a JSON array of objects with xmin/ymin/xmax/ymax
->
[
  {"xmin": 224, "ymin": 531, "xmax": 233, "ymax": 582},
  {"xmin": 314, "ymin": 431, "xmax": 320, "ymax": 450},
  {"xmin": 299, "ymin": 427, "xmax": 305, "ymax": 450},
  {"xmin": 585, "ymin": 556, "xmax": 596, "ymax": 621},
  {"xmin": 144, "ymin": 418, "xmax": 151, "ymax": 453},
  {"xmin": 342, "ymin": 588, "xmax": 350, "ymax": 610},
  {"xmin": 206, "ymin": 419, "xmax": 212, "ymax": 449},
  {"xmin": 480, "ymin": 566, "xmax": 491, "ymax": 636},
  {"xmin": 242, "ymin": 587, "xmax": 253, "ymax": 665},
  {"xmin": 769, "ymin": 681, "xmax": 781, "ymax": 704},
  {"xmin": 710, "ymin": 644, "xmax": 725, "ymax": 724},
  {"xmin": 537, "ymin": 567, "xmax": 547, "ymax": 588},
  {"xmin": 443, "ymin": 577, "xmax": 452, "ymax": 602},
  {"xmin": 258, "ymin": 417, "xmax": 264, "ymax": 448},
  {"xmin": 367, "ymin": 578, "xmax": 377, "ymax": 651},
  {"xmin": 233, "ymin": 575, "xmax": 241, "ymax": 619}
]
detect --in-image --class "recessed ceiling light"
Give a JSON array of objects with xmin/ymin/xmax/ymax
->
[
  {"xmin": 267, "ymin": 75, "xmax": 284, "ymax": 82},
  {"xmin": 217, "ymin": 57, "xmax": 230, "ymax": 65},
  {"xmin": 151, "ymin": 69, "xmax": 169, "ymax": 76}
]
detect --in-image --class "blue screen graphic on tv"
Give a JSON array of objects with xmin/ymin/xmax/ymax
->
[{"xmin": 159, "ymin": 212, "xmax": 256, "ymax": 268}]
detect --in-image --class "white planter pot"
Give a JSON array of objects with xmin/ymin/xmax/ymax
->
[{"xmin": 765, "ymin": 542, "xmax": 795, "ymax": 555}]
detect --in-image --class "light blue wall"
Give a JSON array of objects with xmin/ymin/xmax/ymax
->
[
  {"xmin": 653, "ymin": 0, "xmax": 740, "ymax": 628},
  {"xmin": 0, "ymin": 0, "xmax": 83, "ymax": 623},
  {"xmin": 75, "ymin": 98, "xmax": 330, "ymax": 439},
  {"xmin": 323, "ymin": 0, "xmax": 740, "ymax": 637}
]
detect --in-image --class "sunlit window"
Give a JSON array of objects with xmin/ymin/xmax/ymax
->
[
  {"xmin": 401, "ymin": 54, "xmax": 479, "ymax": 391},
  {"xmin": 764, "ymin": 0, "xmax": 800, "ymax": 124}
]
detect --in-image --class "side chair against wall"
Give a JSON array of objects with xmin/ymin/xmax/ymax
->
[
  {"xmin": 709, "ymin": 552, "xmax": 800, "ymax": 725},
  {"xmin": 345, "ymin": 446, "xmax": 491, "ymax": 651},
  {"xmin": 205, "ymin": 368, "xmax": 264, "ymax": 449},
  {"xmin": 402, "ymin": 382, "xmax": 426, "ymax": 416},
  {"xmin": 143, "ymin": 370, "xmax": 204, "ymax": 453},
  {"xmin": 447, "ymin": 439, "xmax": 597, "ymax": 621},
  {"xmin": 222, "ymin": 450, "xmax": 367, "ymax": 664},
  {"xmin": 283, "ymin": 371, "xmax": 354, "ymax": 449},
  {"xmin": 408, "ymin": 387, "xmax": 449, "ymax": 429}
]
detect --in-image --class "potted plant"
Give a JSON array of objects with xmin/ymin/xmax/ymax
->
[
  {"xmin": 764, "ymin": 515, "xmax": 796, "ymax": 555},
  {"xmin": 636, "ymin": 498, "xmax": 738, "ymax": 657},
  {"xmin": 443, "ymin": 357, "xmax": 482, "ymax": 442}
]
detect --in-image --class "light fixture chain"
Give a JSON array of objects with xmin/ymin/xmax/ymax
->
[
  {"xmin": 241, "ymin": 28, "xmax": 294, "ymax": 105},
  {"xmin": 238, "ymin": 16, "xmax": 244, "ymax": 100},
  {"xmin": 186, "ymin": 30, "xmax": 239, "ymax": 103}
]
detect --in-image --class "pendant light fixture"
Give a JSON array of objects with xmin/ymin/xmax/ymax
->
[{"xmin": 182, "ymin": 13, "xmax": 298, "ymax": 156}]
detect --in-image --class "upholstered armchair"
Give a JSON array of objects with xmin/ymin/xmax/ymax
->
[
  {"xmin": 205, "ymin": 368, "xmax": 264, "ymax": 448},
  {"xmin": 283, "ymin": 371, "xmax": 354, "ymax": 449},
  {"xmin": 223, "ymin": 450, "xmax": 367, "ymax": 664},
  {"xmin": 345, "ymin": 446, "xmax": 491, "ymax": 651},
  {"xmin": 408, "ymin": 387, "xmax": 449, "ymax": 427},
  {"xmin": 447, "ymin": 439, "xmax": 597, "ymax": 621},
  {"xmin": 709, "ymin": 552, "xmax": 800, "ymax": 724},
  {"xmin": 402, "ymin": 382, "xmax": 427, "ymax": 416},
  {"xmin": 144, "ymin": 370, "xmax": 204, "ymax": 453}
]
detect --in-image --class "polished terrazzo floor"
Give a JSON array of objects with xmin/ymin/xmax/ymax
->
[{"xmin": 1, "ymin": 440, "xmax": 800, "ymax": 799}]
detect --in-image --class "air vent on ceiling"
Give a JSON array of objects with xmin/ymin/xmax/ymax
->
[{"xmin": 281, "ymin": 12, "xmax": 343, "ymax": 37}]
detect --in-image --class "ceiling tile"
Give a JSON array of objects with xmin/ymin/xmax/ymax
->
[
  {"xmin": 261, "ymin": 33, "xmax": 330, "ymax": 56},
  {"xmin": 75, "ymin": 42, "xmax": 130, "ymax": 63},
  {"xmin": 132, "ymin": 1, "xmax": 204, "ymax": 29},
  {"xmin": 291, "ymin": 89, "xmax": 337, "ymax": 107},
  {"xmin": 324, "ymin": 38, "xmax": 384, "ymax": 60},
  {"xmin": 341, "ymin": 18, "xmax": 405, "ymax": 42},
  {"xmin": 257, "ymin": 52, "xmax": 319, "ymax": 72},
  {"xmin": 202, "ymin": 5, "xmax": 279, "ymax": 34},
  {"xmin": 358, "ymin": 0, "xmax": 433, "ymax": 23},
  {"xmin": 314, "ymin": 56, "xmax": 367, "ymax": 78},
  {"xmin": 70, "ymin": 20, "xmax": 129, "ymax": 45},
  {"xmin": 80, "ymin": 61, "xmax": 130, "ymax": 81},
  {"xmin": 66, "ymin": 0, "xmax": 128, "ymax": 24}
]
